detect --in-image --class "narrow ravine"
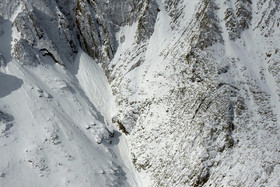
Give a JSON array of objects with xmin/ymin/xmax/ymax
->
[{"xmin": 74, "ymin": 50, "xmax": 143, "ymax": 186}]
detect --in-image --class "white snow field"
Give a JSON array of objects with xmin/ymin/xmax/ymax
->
[{"xmin": 0, "ymin": 50, "xmax": 141, "ymax": 186}]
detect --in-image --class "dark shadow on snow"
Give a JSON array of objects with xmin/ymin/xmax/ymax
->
[
  {"xmin": 0, "ymin": 71, "xmax": 23, "ymax": 98},
  {"xmin": 107, "ymin": 130, "xmax": 129, "ymax": 185},
  {"xmin": 111, "ymin": 130, "xmax": 122, "ymax": 146}
]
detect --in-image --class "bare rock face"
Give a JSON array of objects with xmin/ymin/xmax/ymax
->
[
  {"xmin": 76, "ymin": 0, "xmax": 159, "ymax": 71},
  {"xmin": 134, "ymin": 0, "xmax": 159, "ymax": 44},
  {"xmin": 224, "ymin": 0, "xmax": 252, "ymax": 40},
  {"xmin": 0, "ymin": 110, "xmax": 14, "ymax": 137},
  {"xmin": 11, "ymin": 0, "xmax": 78, "ymax": 65}
]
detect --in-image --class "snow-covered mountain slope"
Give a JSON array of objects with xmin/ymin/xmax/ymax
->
[
  {"xmin": 1, "ymin": 0, "xmax": 280, "ymax": 186},
  {"xmin": 0, "ymin": 1, "xmax": 141, "ymax": 186},
  {"xmin": 0, "ymin": 52, "xmax": 142, "ymax": 186},
  {"xmin": 102, "ymin": 0, "xmax": 280, "ymax": 186}
]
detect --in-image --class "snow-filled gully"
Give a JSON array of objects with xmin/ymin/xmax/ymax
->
[{"xmin": 74, "ymin": 51, "xmax": 142, "ymax": 186}]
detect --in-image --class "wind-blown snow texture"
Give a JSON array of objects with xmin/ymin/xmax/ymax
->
[{"xmin": 1, "ymin": 0, "xmax": 280, "ymax": 186}]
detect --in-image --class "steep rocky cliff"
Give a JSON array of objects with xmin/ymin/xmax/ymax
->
[
  {"xmin": 0, "ymin": 0, "xmax": 280, "ymax": 186},
  {"xmin": 98, "ymin": 0, "xmax": 280, "ymax": 186}
]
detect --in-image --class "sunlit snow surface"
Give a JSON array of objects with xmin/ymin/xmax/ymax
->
[{"xmin": 0, "ymin": 51, "xmax": 140, "ymax": 186}]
